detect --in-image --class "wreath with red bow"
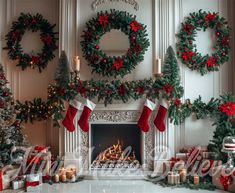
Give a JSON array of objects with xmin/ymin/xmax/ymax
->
[
  {"xmin": 5, "ymin": 13, "xmax": 58, "ymax": 73},
  {"xmin": 81, "ymin": 10, "xmax": 150, "ymax": 78},
  {"xmin": 176, "ymin": 10, "xmax": 231, "ymax": 75}
]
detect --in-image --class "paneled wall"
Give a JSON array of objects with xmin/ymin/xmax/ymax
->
[{"xmin": 0, "ymin": 0, "xmax": 234, "ymax": 156}]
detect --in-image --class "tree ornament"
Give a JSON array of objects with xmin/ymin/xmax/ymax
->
[
  {"xmin": 5, "ymin": 13, "xmax": 58, "ymax": 73},
  {"xmin": 176, "ymin": 10, "xmax": 231, "ymax": 75},
  {"xmin": 81, "ymin": 9, "xmax": 150, "ymax": 78}
]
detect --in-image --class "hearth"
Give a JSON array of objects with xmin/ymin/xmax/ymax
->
[{"xmin": 90, "ymin": 124, "xmax": 142, "ymax": 170}]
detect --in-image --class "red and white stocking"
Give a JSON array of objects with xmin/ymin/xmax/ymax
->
[
  {"xmin": 154, "ymin": 99, "xmax": 168, "ymax": 132},
  {"xmin": 78, "ymin": 99, "xmax": 96, "ymax": 132},
  {"xmin": 137, "ymin": 99, "xmax": 156, "ymax": 132},
  {"xmin": 62, "ymin": 100, "xmax": 82, "ymax": 132}
]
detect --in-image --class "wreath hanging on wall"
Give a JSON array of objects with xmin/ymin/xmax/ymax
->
[
  {"xmin": 5, "ymin": 13, "xmax": 58, "ymax": 73},
  {"xmin": 176, "ymin": 10, "xmax": 231, "ymax": 75},
  {"xmin": 81, "ymin": 9, "xmax": 150, "ymax": 78}
]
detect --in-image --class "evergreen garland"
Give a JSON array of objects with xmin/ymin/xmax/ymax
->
[
  {"xmin": 5, "ymin": 13, "xmax": 58, "ymax": 72},
  {"xmin": 81, "ymin": 9, "xmax": 150, "ymax": 77},
  {"xmin": 176, "ymin": 10, "xmax": 231, "ymax": 75}
]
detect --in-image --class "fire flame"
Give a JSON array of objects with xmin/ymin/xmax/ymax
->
[{"xmin": 96, "ymin": 140, "xmax": 137, "ymax": 162}]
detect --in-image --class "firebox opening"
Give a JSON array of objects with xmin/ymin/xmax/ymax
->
[{"xmin": 90, "ymin": 124, "xmax": 142, "ymax": 169}]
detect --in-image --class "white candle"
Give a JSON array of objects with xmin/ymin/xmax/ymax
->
[
  {"xmin": 73, "ymin": 56, "xmax": 80, "ymax": 72},
  {"xmin": 153, "ymin": 58, "xmax": 162, "ymax": 75}
]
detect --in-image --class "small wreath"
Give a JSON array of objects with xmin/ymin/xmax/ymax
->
[
  {"xmin": 81, "ymin": 9, "xmax": 150, "ymax": 77},
  {"xmin": 5, "ymin": 13, "xmax": 58, "ymax": 73},
  {"xmin": 176, "ymin": 10, "xmax": 231, "ymax": 75}
]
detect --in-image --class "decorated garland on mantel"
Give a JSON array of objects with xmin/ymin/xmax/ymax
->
[
  {"xmin": 81, "ymin": 9, "xmax": 150, "ymax": 77},
  {"xmin": 5, "ymin": 13, "xmax": 58, "ymax": 72},
  {"xmin": 176, "ymin": 10, "xmax": 231, "ymax": 75}
]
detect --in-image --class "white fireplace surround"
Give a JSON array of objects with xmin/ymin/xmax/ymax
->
[{"xmin": 64, "ymin": 102, "xmax": 175, "ymax": 173}]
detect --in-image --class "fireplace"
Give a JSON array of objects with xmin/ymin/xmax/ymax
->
[
  {"xmin": 64, "ymin": 109, "xmax": 173, "ymax": 176},
  {"xmin": 90, "ymin": 124, "xmax": 142, "ymax": 169}
]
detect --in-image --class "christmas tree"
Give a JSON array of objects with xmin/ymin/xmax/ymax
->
[
  {"xmin": 0, "ymin": 63, "xmax": 26, "ymax": 167},
  {"xmin": 54, "ymin": 50, "xmax": 70, "ymax": 87},
  {"xmin": 208, "ymin": 94, "xmax": 235, "ymax": 162}
]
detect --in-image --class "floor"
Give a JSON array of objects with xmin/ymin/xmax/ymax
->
[{"xmin": 37, "ymin": 180, "xmax": 226, "ymax": 193}]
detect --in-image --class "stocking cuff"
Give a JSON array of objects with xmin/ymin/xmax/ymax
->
[
  {"xmin": 86, "ymin": 99, "xmax": 96, "ymax": 110},
  {"xmin": 145, "ymin": 99, "xmax": 156, "ymax": 111},
  {"xmin": 70, "ymin": 100, "xmax": 82, "ymax": 109},
  {"xmin": 161, "ymin": 99, "xmax": 168, "ymax": 109}
]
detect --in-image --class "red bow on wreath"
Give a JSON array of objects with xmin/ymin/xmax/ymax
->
[
  {"xmin": 205, "ymin": 13, "xmax": 217, "ymax": 21},
  {"xmin": 219, "ymin": 102, "xmax": 235, "ymax": 116},
  {"xmin": 206, "ymin": 57, "xmax": 217, "ymax": 67},
  {"xmin": 184, "ymin": 23, "xmax": 194, "ymax": 34},
  {"xmin": 113, "ymin": 57, "xmax": 124, "ymax": 71},
  {"xmin": 220, "ymin": 174, "xmax": 233, "ymax": 191},
  {"xmin": 99, "ymin": 15, "xmax": 109, "ymax": 28},
  {"xmin": 130, "ymin": 20, "xmax": 142, "ymax": 32},
  {"xmin": 182, "ymin": 51, "xmax": 195, "ymax": 61}
]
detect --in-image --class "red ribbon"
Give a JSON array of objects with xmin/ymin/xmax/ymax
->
[
  {"xmin": 220, "ymin": 175, "xmax": 233, "ymax": 191},
  {"xmin": 0, "ymin": 170, "xmax": 3, "ymax": 191},
  {"xmin": 26, "ymin": 181, "xmax": 40, "ymax": 188},
  {"xmin": 34, "ymin": 145, "xmax": 47, "ymax": 152},
  {"xmin": 169, "ymin": 157, "xmax": 180, "ymax": 169}
]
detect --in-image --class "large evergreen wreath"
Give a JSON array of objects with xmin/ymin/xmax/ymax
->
[
  {"xmin": 176, "ymin": 10, "xmax": 231, "ymax": 75},
  {"xmin": 5, "ymin": 13, "xmax": 58, "ymax": 73},
  {"xmin": 81, "ymin": 9, "xmax": 150, "ymax": 78}
]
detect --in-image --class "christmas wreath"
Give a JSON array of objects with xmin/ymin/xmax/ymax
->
[
  {"xmin": 81, "ymin": 9, "xmax": 150, "ymax": 77},
  {"xmin": 176, "ymin": 10, "xmax": 231, "ymax": 75},
  {"xmin": 5, "ymin": 13, "xmax": 58, "ymax": 72}
]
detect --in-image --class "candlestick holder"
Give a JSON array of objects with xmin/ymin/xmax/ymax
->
[{"xmin": 222, "ymin": 136, "xmax": 235, "ymax": 169}]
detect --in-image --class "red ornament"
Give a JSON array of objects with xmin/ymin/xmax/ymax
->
[
  {"xmin": 130, "ymin": 20, "xmax": 142, "ymax": 32},
  {"xmin": 219, "ymin": 102, "xmax": 235, "ymax": 116},
  {"xmin": 131, "ymin": 35, "xmax": 136, "ymax": 41},
  {"xmin": 113, "ymin": 57, "xmax": 124, "ymax": 71},
  {"xmin": 216, "ymin": 32, "xmax": 220, "ymax": 37},
  {"xmin": 118, "ymin": 84, "xmax": 126, "ymax": 96},
  {"xmin": 3, "ymin": 91, "xmax": 9, "ymax": 97},
  {"xmin": 182, "ymin": 51, "xmax": 195, "ymax": 61},
  {"xmin": 206, "ymin": 56, "xmax": 217, "ymax": 67},
  {"xmin": 174, "ymin": 98, "xmax": 181, "ymax": 107},
  {"xmin": 98, "ymin": 15, "xmax": 109, "ymax": 28},
  {"xmin": 163, "ymin": 84, "xmax": 173, "ymax": 94},
  {"xmin": 95, "ymin": 45, "xmax": 99, "ymax": 50},
  {"xmin": 205, "ymin": 13, "xmax": 217, "ymax": 21}
]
